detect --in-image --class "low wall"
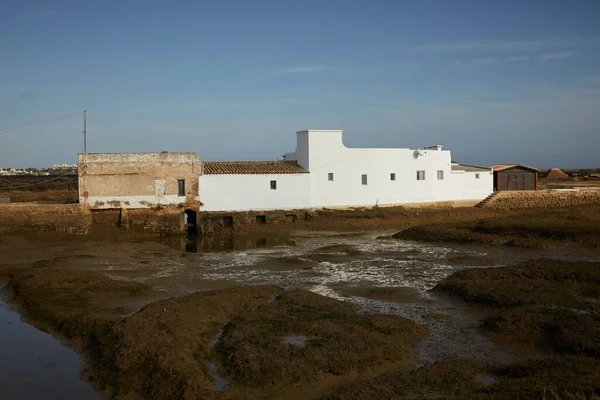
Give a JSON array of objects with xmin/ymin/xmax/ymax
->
[
  {"xmin": 90, "ymin": 207, "xmax": 185, "ymax": 234},
  {"xmin": 484, "ymin": 189, "xmax": 600, "ymax": 210},
  {"xmin": 0, "ymin": 204, "xmax": 186, "ymax": 234},
  {"xmin": 198, "ymin": 209, "xmax": 309, "ymax": 233},
  {"xmin": 0, "ymin": 204, "xmax": 91, "ymax": 234}
]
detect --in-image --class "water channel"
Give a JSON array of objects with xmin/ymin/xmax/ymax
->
[{"xmin": 0, "ymin": 290, "xmax": 99, "ymax": 400}]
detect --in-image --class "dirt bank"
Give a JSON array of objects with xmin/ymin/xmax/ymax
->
[
  {"xmin": 217, "ymin": 290, "xmax": 426, "ymax": 396},
  {"xmin": 392, "ymin": 203, "xmax": 600, "ymax": 250},
  {"xmin": 320, "ymin": 259, "xmax": 600, "ymax": 399},
  {"xmin": 2, "ymin": 203, "xmax": 600, "ymax": 399},
  {"xmin": 320, "ymin": 356, "xmax": 600, "ymax": 399},
  {"xmin": 3, "ymin": 259, "xmax": 427, "ymax": 399},
  {"xmin": 3, "ymin": 195, "xmax": 598, "ymax": 241},
  {"xmin": 7, "ymin": 267, "xmax": 150, "ymax": 340},
  {"xmin": 95, "ymin": 285, "xmax": 285, "ymax": 399},
  {"xmin": 435, "ymin": 259, "xmax": 600, "ymax": 358}
]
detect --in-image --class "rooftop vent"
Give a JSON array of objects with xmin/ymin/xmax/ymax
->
[{"xmin": 425, "ymin": 145, "xmax": 443, "ymax": 151}]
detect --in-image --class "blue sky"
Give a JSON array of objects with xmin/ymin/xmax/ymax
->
[{"xmin": 1, "ymin": 0, "xmax": 599, "ymax": 168}]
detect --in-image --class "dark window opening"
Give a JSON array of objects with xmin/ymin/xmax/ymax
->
[
  {"xmin": 256, "ymin": 215, "xmax": 266, "ymax": 224},
  {"xmin": 256, "ymin": 237, "xmax": 268, "ymax": 247},
  {"xmin": 437, "ymin": 170, "xmax": 444, "ymax": 180},
  {"xmin": 270, "ymin": 180, "xmax": 277, "ymax": 190},
  {"xmin": 476, "ymin": 173, "xmax": 480, "ymax": 179},
  {"xmin": 184, "ymin": 209, "xmax": 197, "ymax": 234},
  {"xmin": 390, "ymin": 173, "xmax": 396, "ymax": 181},
  {"xmin": 285, "ymin": 214, "xmax": 297, "ymax": 223},
  {"xmin": 223, "ymin": 216, "xmax": 234, "ymax": 227},
  {"xmin": 361, "ymin": 174, "xmax": 368, "ymax": 185},
  {"xmin": 178, "ymin": 179, "xmax": 186, "ymax": 196},
  {"xmin": 417, "ymin": 170, "xmax": 426, "ymax": 180},
  {"xmin": 328, "ymin": 173, "xmax": 334, "ymax": 181}
]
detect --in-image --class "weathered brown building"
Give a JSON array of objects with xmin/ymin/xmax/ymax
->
[
  {"xmin": 491, "ymin": 164, "xmax": 539, "ymax": 191},
  {"xmin": 78, "ymin": 152, "xmax": 201, "ymax": 210}
]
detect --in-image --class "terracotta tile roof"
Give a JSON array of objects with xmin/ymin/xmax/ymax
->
[
  {"xmin": 203, "ymin": 161, "xmax": 309, "ymax": 175},
  {"xmin": 491, "ymin": 164, "xmax": 539, "ymax": 172}
]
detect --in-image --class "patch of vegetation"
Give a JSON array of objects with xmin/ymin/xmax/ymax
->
[
  {"xmin": 216, "ymin": 289, "xmax": 427, "ymax": 389},
  {"xmin": 0, "ymin": 174, "xmax": 77, "ymax": 192},
  {"xmin": 5, "ymin": 265, "xmax": 290, "ymax": 399},
  {"xmin": 8, "ymin": 266, "xmax": 149, "ymax": 339},
  {"xmin": 102, "ymin": 285, "xmax": 284, "ymax": 399},
  {"xmin": 392, "ymin": 206, "xmax": 600, "ymax": 249},
  {"xmin": 319, "ymin": 359, "xmax": 489, "ymax": 399},
  {"xmin": 434, "ymin": 259, "xmax": 600, "ymax": 357},
  {"xmin": 320, "ymin": 356, "xmax": 600, "ymax": 400}
]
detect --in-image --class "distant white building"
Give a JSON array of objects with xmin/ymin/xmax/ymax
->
[{"xmin": 198, "ymin": 129, "xmax": 493, "ymax": 211}]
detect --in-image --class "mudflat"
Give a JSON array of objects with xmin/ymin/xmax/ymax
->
[{"xmin": 1, "ymin": 203, "xmax": 599, "ymax": 398}]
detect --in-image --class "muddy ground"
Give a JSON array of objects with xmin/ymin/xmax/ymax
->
[
  {"xmin": 392, "ymin": 203, "xmax": 600, "ymax": 251},
  {"xmin": 321, "ymin": 258, "xmax": 600, "ymax": 399},
  {"xmin": 1, "ymin": 203, "xmax": 600, "ymax": 399}
]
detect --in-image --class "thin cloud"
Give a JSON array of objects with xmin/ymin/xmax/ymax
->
[
  {"xmin": 417, "ymin": 38, "xmax": 578, "ymax": 52},
  {"xmin": 453, "ymin": 57, "xmax": 497, "ymax": 67},
  {"xmin": 541, "ymin": 51, "xmax": 578, "ymax": 60},
  {"xmin": 270, "ymin": 65, "xmax": 380, "ymax": 75},
  {"xmin": 18, "ymin": 91, "xmax": 39, "ymax": 101},
  {"xmin": 338, "ymin": 67, "xmax": 382, "ymax": 74},
  {"xmin": 506, "ymin": 55, "xmax": 529, "ymax": 62},
  {"xmin": 270, "ymin": 65, "xmax": 330, "ymax": 74}
]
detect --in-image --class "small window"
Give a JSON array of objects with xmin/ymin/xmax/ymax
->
[
  {"xmin": 390, "ymin": 173, "xmax": 396, "ymax": 181},
  {"xmin": 437, "ymin": 170, "xmax": 444, "ymax": 180},
  {"xmin": 177, "ymin": 179, "xmax": 185, "ymax": 196},
  {"xmin": 475, "ymin": 173, "xmax": 480, "ymax": 179},
  {"xmin": 270, "ymin": 180, "xmax": 277, "ymax": 190},
  {"xmin": 328, "ymin": 172, "xmax": 334, "ymax": 181},
  {"xmin": 417, "ymin": 170, "xmax": 426, "ymax": 181},
  {"xmin": 361, "ymin": 174, "xmax": 368, "ymax": 185}
]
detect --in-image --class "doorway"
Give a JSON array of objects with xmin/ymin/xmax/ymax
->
[{"xmin": 184, "ymin": 209, "xmax": 197, "ymax": 234}]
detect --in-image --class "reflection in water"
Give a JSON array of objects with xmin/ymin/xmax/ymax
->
[
  {"xmin": 0, "ymin": 293, "xmax": 99, "ymax": 399},
  {"xmin": 163, "ymin": 233, "xmax": 293, "ymax": 253}
]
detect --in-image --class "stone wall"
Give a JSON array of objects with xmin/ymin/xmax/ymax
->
[
  {"xmin": 90, "ymin": 206, "xmax": 185, "ymax": 234},
  {"xmin": 198, "ymin": 209, "xmax": 309, "ymax": 234},
  {"xmin": 484, "ymin": 189, "xmax": 600, "ymax": 210},
  {"xmin": 0, "ymin": 204, "xmax": 91, "ymax": 234},
  {"xmin": 0, "ymin": 204, "xmax": 185, "ymax": 235}
]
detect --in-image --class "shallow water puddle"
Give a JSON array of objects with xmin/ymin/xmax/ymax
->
[
  {"xmin": 205, "ymin": 361, "xmax": 230, "ymax": 391},
  {"xmin": 282, "ymin": 335, "xmax": 308, "ymax": 347},
  {"xmin": 0, "ymin": 295, "xmax": 99, "ymax": 399},
  {"xmin": 479, "ymin": 375, "xmax": 496, "ymax": 385},
  {"xmin": 205, "ymin": 327, "xmax": 229, "ymax": 391}
]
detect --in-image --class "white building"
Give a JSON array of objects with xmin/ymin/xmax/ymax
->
[{"xmin": 198, "ymin": 129, "xmax": 493, "ymax": 211}]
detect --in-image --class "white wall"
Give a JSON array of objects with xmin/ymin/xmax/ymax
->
[
  {"xmin": 199, "ymin": 174, "xmax": 311, "ymax": 211},
  {"xmin": 448, "ymin": 170, "xmax": 494, "ymax": 200},
  {"xmin": 294, "ymin": 130, "xmax": 466, "ymax": 208},
  {"xmin": 198, "ymin": 130, "xmax": 494, "ymax": 212}
]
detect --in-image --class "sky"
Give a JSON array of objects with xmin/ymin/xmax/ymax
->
[{"xmin": 1, "ymin": 0, "xmax": 599, "ymax": 168}]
